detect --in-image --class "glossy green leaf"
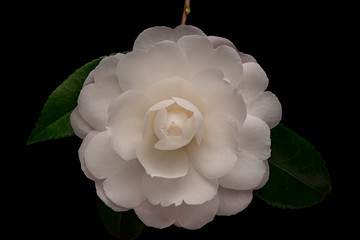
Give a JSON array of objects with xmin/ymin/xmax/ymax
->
[
  {"xmin": 255, "ymin": 124, "xmax": 331, "ymax": 208},
  {"xmin": 97, "ymin": 198, "xmax": 144, "ymax": 239},
  {"xmin": 27, "ymin": 57, "xmax": 104, "ymax": 145}
]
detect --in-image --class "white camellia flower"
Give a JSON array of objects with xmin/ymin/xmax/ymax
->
[{"xmin": 71, "ymin": 25, "xmax": 281, "ymax": 229}]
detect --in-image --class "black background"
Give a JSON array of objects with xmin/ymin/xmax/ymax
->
[{"xmin": 7, "ymin": 0, "xmax": 355, "ymax": 239}]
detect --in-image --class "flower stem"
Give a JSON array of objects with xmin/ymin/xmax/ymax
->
[{"xmin": 181, "ymin": 0, "xmax": 191, "ymax": 25}]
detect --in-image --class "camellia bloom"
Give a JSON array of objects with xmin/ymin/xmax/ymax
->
[{"xmin": 71, "ymin": 25, "xmax": 281, "ymax": 229}]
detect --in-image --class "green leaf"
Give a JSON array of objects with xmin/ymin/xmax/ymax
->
[
  {"xmin": 97, "ymin": 198, "xmax": 144, "ymax": 240},
  {"xmin": 27, "ymin": 57, "xmax": 104, "ymax": 145},
  {"xmin": 255, "ymin": 124, "xmax": 331, "ymax": 208}
]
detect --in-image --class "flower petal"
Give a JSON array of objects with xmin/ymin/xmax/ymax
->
[
  {"xmin": 94, "ymin": 53, "xmax": 124, "ymax": 84},
  {"xmin": 117, "ymin": 41, "xmax": 188, "ymax": 91},
  {"xmin": 207, "ymin": 36, "xmax": 257, "ymax": 63},
  {"xmin": 145, "ymin": 77, "xmax": 208, "ymax": 120},
  {"xmin": 84, "ymin": 131, "xmax": 125, "ymax": 179},
  {"xmin": 134, "ymin": 200, "xmax": 177, "ymax": 229},
  {"xmin": 186, "ymin": 113, "xmax": 238, "ymax": 179},
  {"xmin": 173, "ymin": 97, "xmax": 204, "ymax": 144},
  {"xmin": 83, "ymin": 69, "xmax": 95, "ymax": 86},
  {"xmin": 255, "ymin": 160, "xmax": 270, "ymax": 189},
  {"xmin": 80, "ymin": 132, "xmax": 135, "ymax": 211},
  {"xmin": 190, "ymin": 68, "xmax": 247, "ymax": 125},
  {"xmin": 142, "ymin": 161, "xmax": 218, "ymax": 207},
  {"xmin": 133, "ymin": 25, "xmax": 206, "ymax": 51},
  {"xmin": 95, "ymin": 182, "xmax": 128, "ymax": 212},
  {"xmin": 77, "ymin": 55, "xmax": 123, "ymax": 131},
  {"xmin": 154, "ymin": 121, "xmax": 195, "ymax": 150},
  {"xmin": 178, "ymin": 35, "xmax": 214, "ymax": 69},
  {"xmin": 135, "ymin": 194, "xmax": 220, "ymax": 230},
  {"xmin": 176, "ymin": 193, "xmax": 219, "ymax": 230},
  {"xmin": 207, "ymin": 36, "xmax": 238, "ymax": 51},
  {"xmin": 212, "ymin": 45, "xmax": 244, "ymax": 85},
  {"xmin": 238, "ymin": 115, "xmax": 271, "ymax": 161},
  {"xmin": 142, "ymin": 99, "xmax": 175, "ymax": 137},
  {"xmin": 102, "ymin": 159, "xmax": 146, "ymax": 209},
  {"xmin": 108, "ymin": 90, "xmax": 151, "ymax": 161},
  {"xmin": 178, "ymin": 35, "xmax": 243, "ymax": 85},
  {"xmin": 153, "ymin": 108, "xmax": 168, "ymax": 140},
  {"xmin": 77, "ymin": 81, "xmax": 122, "ymax": 131},
  {"xmin": 219, "ymin": 153, "xmax": 267, "ymax": 190},
  {"xmin": 136, "ymin": 128, "xmax": 189, "ymax": 179},
  {"xmin": 78, "ymin": 130, "xmax": 98, "ymax": 181},
  {"xmin": 247, "ymin": 91, "xmax": 282, "ymax": 129},
  {"xmin": 70, "ymin": 107, "xmax": 93, "ymax": 139},
  {"xmin": 238, "ymin": 52, "xmax": 257, "ymax": 64},
  {"xmin": 217, "ymin": 187, "xmax": 253, "ymax": 216},
  {"xmin": 238, "ymin": 62, "xmax": 269, "ymax": 103}
]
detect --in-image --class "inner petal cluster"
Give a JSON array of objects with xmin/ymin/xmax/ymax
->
[
  {"xmin": 155, "ymin": 106, "xmax": 191, "ymax": 138},
  {"xmin": 144, "ymin": 97, "xmax": 204, "ymax": 151}
]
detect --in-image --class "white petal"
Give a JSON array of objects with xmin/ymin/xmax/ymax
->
[
  {"xmin": 134, "ymin": 200, "xmax": 177, "ymax": 229},
  {"xmin": 70, "ymin": 107, "xmax": 93, "ymax": 139},
  {"xmin": 238, "ymin": 115, "xmax": 271, "ymax": 161},
  {"xmin": 103, "ymin": 159, "xmax": 145, "ymax": 209},
  {"xmin": 135, "ymin": 194, "xmax": 219, "ymax": 230},
  {"xmin": 238, "ymin": 52, "xmax": 257, "ymax": 63},
  {"xmin": 94, "ymin": 54, "xmax": 124, "ymax": 84},
  {"xmin": 145, "ymin": 77, "xmax": 208, "ymax": 120},
  {"xmin": 153, "ymin": 108, "xmax": 168, "ymax": 140},
  {"xmin": 219, "ymin": 153, "xmax": 267, "ymax": 190},
  {"xmin": 178, "ymin": 35, "xmax": 243, "ymax": 85},
  {"xmin": 77, "ymin": 55, "xmax": 123, "ymax": 131},
  {"xmin": 171, "ymin": 25, "xmax": 206, "ymax": 41},
  {"xmin": 146, "ymin": 99, "xmax": 175, "ymax": 111},
  {"xmin": 177, "ymin": 193, "xmax": 219, "ymax": 230},
  {"xmin": 78, "ymin": 130, "xmax": 98, "ymax": 181},
  {"xmin": 83, "ymin": 69, "xmax": 95, "ymax": 86},
  {"xmin": 217, "ymin": 187, "xmax": 253, "ymax": 216},
  {"xmin": 186, "ymin": 113, "xmax": 238, "ymax": 179},
  {"xmin": 247, "ymin": 91, "xmax": 282, "ymax": 128},
  {"xmin": 190, "ymin": 68, "xmax": 247, "ymax": 125},
  {"xmin": 207, "ymin": 36, "xmax": 257, "ymax": 63},
  {"xmin": 135, "ymin": 129, "xmax": 189, "ymax": 179},
  {"xmin": 255, "ymin": 160, "xmax": 270, "ymax": 189},
  {"xmin": 173, "ymin": 97, "xmax": 204, "ymax": 143},
  {"xmin": 238, "ymin": 62, "xmax": 269, "ymax": 103},
  {"xmin": 107, "ymin": 90, "xmax": 151, "ymax": 160},
  {"xmin": 133, "ymin": 25, "xmax": 206, "ymax": 51},
  {"xmin": 77, "ymin": 80, "xmax": 122, "ymax": 131},
  {"xmin": 178, "ymin": 35, "xmax": 214, "ymax": 70},
  {"xmin": 142, "ymin": 161, "xmax": 218, "ymax": 207},
  {"xmin": 79, "ymin": 132, "xmax": 137, "ymax": 211},
  {"xmin": 207, "ymin": 36, "xmax": 238, "ymax": 51},
  {"xmin": 154, "ymin": 127, "xmax": 194, "ymax": 151},
  {"xmin": 212, "ymin": 45, "xmax": 244, "ymax": 85},
  {"xmin": 133, "ymin": 26, "xmax": 173, "ymax": 51},
  {"xmin": 95, "ymin": 182, "xmax": 128, "ymax": 212},
  {"xmin": 142, "ymin": 99, "xmax": 175, "ymax": 137},
  {"xmin": 117, "ymin": 41, "xmax": 188, "ymax": 91},
  {"xmin": 83, "ymin": 131, "xmax": 125, "ymax": 179}
]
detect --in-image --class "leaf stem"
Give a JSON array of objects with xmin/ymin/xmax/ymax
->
[{"xmin": 181, "ymin": 0, "xmax": 191, "ymax": 25}]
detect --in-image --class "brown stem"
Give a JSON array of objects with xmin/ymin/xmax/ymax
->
[{"xmin": 181, "ymin": 0, "xmax": 191, "ymax": 25}]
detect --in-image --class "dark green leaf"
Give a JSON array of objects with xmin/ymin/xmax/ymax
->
[
  {"xmin": 27, "ymin": 57, "xmax": 104, "ymax": 145},
  {"xmin": 255, "ymin": 124, "xmax": 331, "ymax": 208},
  {"xmin": 97, "ymin": 198, "xmax": 144, "ymax": 240}
]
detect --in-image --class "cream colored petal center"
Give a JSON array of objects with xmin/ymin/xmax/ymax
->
[{"xmin": 143, "ymin": 97, "xmax": 203, "ymax": 151}]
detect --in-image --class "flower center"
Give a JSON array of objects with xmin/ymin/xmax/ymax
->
[
  {"xmin": 165, "ymin": 109, "xmax": 189, "ymax": 136},
  {"xmin": 143, "ymin": 97, "xmax": 204, "ymax": 151}
]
